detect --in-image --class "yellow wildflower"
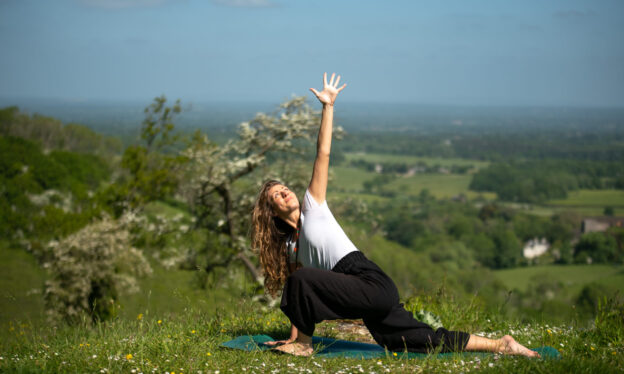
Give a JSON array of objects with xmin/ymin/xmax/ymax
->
[
  {"xmin": 546, "ymin": 329, "xmax": 552, "ymax": 334},
  {"xmin": 206, "ymin": 352, "xmax": 211, "ymax": 356},
  {"xmin": 590, "ymin": 347, "xmax": 595, "ymax": 351},
  {"xmin": 613, "ymin": 351, "xmax": 617, "ymax": 355},
  {"xmin": 126, "ymin": 354, "xmax": 133, "ymax": 360},
  {"xmin": 79, "ymin": 343, "xmax": 84, "ymax": 347},
  {"xmin": 191, "ymin": 330, "xmax": 196, "ymax": 334},
  {"xmin": 393, "ymin": 352, "xmax": 397, "ymax": 357},
  {"xmin": 158, "ymin": 320, "xmax": 162, "ymax": 325},
  {"xmin": 137, "ymin": 313, "xmax": 143, "ymax": 321}
]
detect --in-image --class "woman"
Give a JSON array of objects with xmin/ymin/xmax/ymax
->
[{"xmin": 251, "ymin": 73, "xmax": 539, "ymax": 357}]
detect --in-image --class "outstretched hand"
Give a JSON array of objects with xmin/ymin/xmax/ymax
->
[{"xmin": 310, "ymin": 72, "xmax": 347, "ymax": 106}]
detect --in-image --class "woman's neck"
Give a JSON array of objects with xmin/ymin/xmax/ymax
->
[{"xmin": 282, "ymin": 208, "xmax": 300, "ymax": 229}]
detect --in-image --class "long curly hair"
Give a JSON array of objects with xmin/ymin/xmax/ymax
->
[{"xmin": 251, "ymin": 180, "xmax": 296, "ymax": 297}]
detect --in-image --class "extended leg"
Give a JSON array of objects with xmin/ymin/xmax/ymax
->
[{"xmin": 365, "ymin": 303, "xmax": 470, "ymax": 353}]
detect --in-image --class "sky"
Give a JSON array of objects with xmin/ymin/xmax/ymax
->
[{"xmin": 1, "ymin": 0, "xmax": 623, "ymax": 107}]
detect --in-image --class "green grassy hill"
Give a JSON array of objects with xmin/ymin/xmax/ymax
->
[{"xmin": 494, "ymin": 264, "xmax": 624, "ymax": 294}]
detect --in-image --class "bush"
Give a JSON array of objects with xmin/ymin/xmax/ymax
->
[{"xmin": 44, "ymin": 215, "xmax": 152, "ymax": 324}]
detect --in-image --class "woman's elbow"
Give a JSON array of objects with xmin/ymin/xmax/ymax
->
[{"xmin": 316, "ymin": 148, "xmax": 331, "ymax": 158}]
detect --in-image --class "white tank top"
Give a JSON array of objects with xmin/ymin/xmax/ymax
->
[{"xmin": 287, "ymin": 190, "xmax": 359, "ymax": 270}]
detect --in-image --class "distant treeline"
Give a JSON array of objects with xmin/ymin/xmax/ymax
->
[
  {"xmin": 470, "ymin": 160, "xmax": 624, "ymax": 203},
  {"xmin": 337, "ymin": 130, "xmax": 624, "ymax": 162}
]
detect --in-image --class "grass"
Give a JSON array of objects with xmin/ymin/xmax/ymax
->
[
  {"xmin": 385, "ymin": 173, "xmax": 495, "ymax": 200},
  {"xmin": 1, "ymin": 297, "xmax": 622, "ymax": 373},
  {"xmin": 0, "ymin": 244, "xmax": 47, "ymax": 330},
  {"xmin": 493, "ymin": 265, "xmax": 624, "ymax": 294},
  {"xmin": 330, "ymin": 166, "xmax": 496, "ymax": 200},
  {"xmin": 548, "ymin": 190, "xmax": 624, "ymax": 216}
]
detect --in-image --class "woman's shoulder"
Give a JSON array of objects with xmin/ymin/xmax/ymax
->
[{"xmin": 303, "ymin": 189, "xmax": 328, "ymax": 211}]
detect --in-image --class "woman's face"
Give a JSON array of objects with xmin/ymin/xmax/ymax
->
[{"xmin": 268, "ymin": 184, "xmax": 299, "ymax": 218}]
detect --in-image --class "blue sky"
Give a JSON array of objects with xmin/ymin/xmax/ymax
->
[{"xmin": 1, "ymin": 0, "xmax": 623, "ymax": 106}]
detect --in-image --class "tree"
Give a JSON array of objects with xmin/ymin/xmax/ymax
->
[
  {"xmin": 574, "ymin": 232, "xmax": 619, "ymax": 264},
  {"xmin": 179, "ymin": 96, "xmax": 344, "ymax": 287},
  {"xmin": 105, "ymin": 96, "xmax": 187, "ymax": 214}
]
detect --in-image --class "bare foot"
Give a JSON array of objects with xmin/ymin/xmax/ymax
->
[
  {"xmin": 273, "ymin": 341, "xmax": 314, "ymax": 356},
  {"xmin": 499, "ymin": 335, "xmax": 540, "ymax": 358}
]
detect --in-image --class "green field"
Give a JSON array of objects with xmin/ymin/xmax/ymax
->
[
  {"xmin": 331, "ymin": 164, "xmax": 496, "ymax": 200},
  {"xmin": 549, "ymin": 190, "xmax": 624, "ymax": 214},
  {"xmin": 344, "ymin": 152, "xmax": 490, "ymax": 169},
  {"xmin": 494, "ymin": 264, "xmax": 624, "ymax": 294},
  {"xmin": 385, "ymin": 173, "xmax": 495, "ymax": 200}
]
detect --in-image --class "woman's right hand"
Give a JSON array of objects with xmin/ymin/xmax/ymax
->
[
  {"xmin": 310, "ymin": 72, "xmax": 347, "ymax": 106},
  {"xmin": 264, "ymin": 338, "xmax": 296, "ymax": 346},
  {"xmin": 264, "ymin": 323, "xmax": 298, "ymax": 346}
]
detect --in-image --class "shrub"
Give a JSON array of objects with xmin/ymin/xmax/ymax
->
[{"xmin": 43, "ymin": 215, "xmax": 152, "ymax": 324}]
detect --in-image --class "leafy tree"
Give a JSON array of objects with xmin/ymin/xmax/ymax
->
[
  {"xmin": 574, "ymin": 232, "xmax": 619, "ymax": 264},
  {"xmin": 604, "ymin": 206, "xmax": 615, "ymax": 216},
  {"xmin": 178, "ymin": 96, "xmax": 343, "ymax": 286},
  {"xmin": 105, "ymin": 96, "xmax": 187, "ymax": 214}
]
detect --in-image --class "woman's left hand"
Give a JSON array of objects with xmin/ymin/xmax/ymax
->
[{"xmin": 310, "ymin": 72, "xmax": 347, "ymax": 106}]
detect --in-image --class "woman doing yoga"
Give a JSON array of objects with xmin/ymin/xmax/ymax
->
[{"xmin": 251, "ymin": 73, "xmax": 539, "ymax": 357}]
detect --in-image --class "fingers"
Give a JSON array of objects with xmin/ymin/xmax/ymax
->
[
  {"xmin": 329, "ymin": 73, "xmax": 336, "ymax": 86},
  {"xmin": 337, "ymin": 83, "xmax": 346, "ymax": 92},
  {"xmin": 310, "ymin": 87, "xmax": 320, "ymax": 97},
  {"xmin": 323, "ymin": 72, "xmax": 328, "ymax": 87},
  {"xmin": 334, "ymin": 75, "xmax": 341, "ymax": 87},
  {"xmin": 265, "ymin": 340, "xmax": 283, "ymax": 346}
]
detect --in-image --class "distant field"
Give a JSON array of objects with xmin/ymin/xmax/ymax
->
[
  {"xmin": 501, "ymin": 203, "xmax": 610, "ymax": 217},
  {"xmin": 494, "ymin": 264, "xmax": 624, "ymax": 294},
  {"xmin": 549, "ymin": 189, "xmax": 624, "ymax": 209},
  {"xmin": 330, "ymin": 165, "xmax": 496, "ymax": 200},
  {"xmin": 344, "ymin": 152, "xmax": 490, "ymax": 169}
]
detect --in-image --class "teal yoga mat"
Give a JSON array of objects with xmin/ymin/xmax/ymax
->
[{"xmin": 221, "ymin": 335, "xmax": 561, "ymax": 359}]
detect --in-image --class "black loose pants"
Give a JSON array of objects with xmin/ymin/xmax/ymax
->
[{"xmin": 280, "ymin": 251, "xmax": 470, "ymax": 353}]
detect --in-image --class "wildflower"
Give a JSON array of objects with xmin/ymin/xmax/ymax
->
[
  {"xmin": 546, "ymin": 329, "xmax": 552, "ymax": 334},
  {"xmin": 137, "ymin": 314, "xmax": 143, "ymax": 321},
  {"xmin": 590, "ymin": 347, "xmax": 595, "ymax": 351},
  {"xmin": 206, "ymin": 353, "xmax": 211, "ymax": 356},
  {"xmin": 158, "ymin": 320, "xmax": 162, "ymax": 325},
  {"xmin": 393, "ymin": 352, "xmax": 397, "ymax": 357},
  {"xmin": 191, "ymin": 330, "xmax": 196, "ymax": 334},
  {"xmin": 127, "ymin": 354, "xmax": 133, "ymax": 360},
  {"xmin": 613, "ymin": 351, "xmax": 617, "ymax": 355},
  {"xmin": 80, "ymin": 343, "xmax": 84, "ymax": 347}
]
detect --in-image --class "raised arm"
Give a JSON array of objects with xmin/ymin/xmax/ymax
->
[{"xmin": 307, "ymin": 72, "xmax": 347, "ymax": 204}]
